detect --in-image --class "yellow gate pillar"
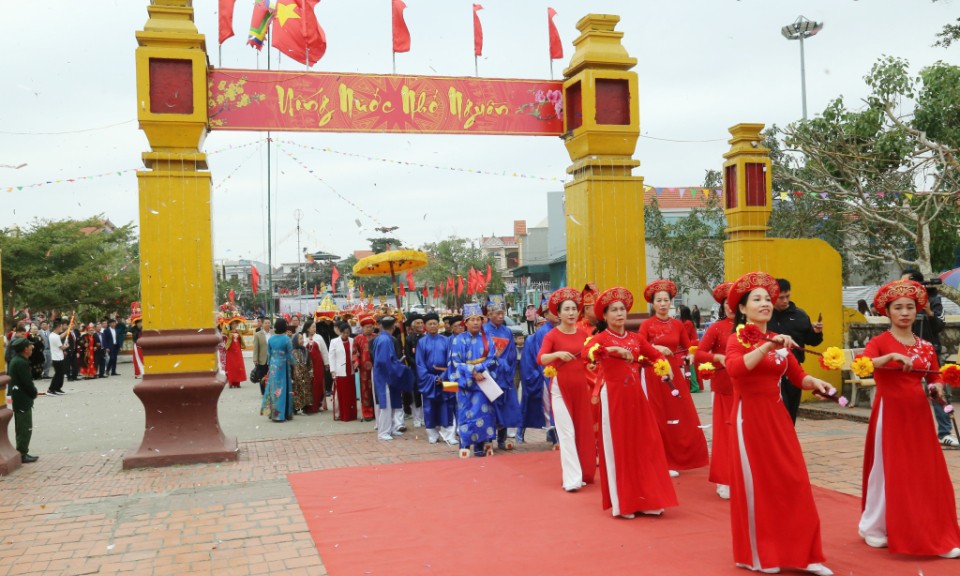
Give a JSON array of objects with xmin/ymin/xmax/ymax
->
[
  {"xmin": 125, "ymin": 0, "xmax": 237, "ymax": 469},
  {"xmin": 722, "ymin": 123, "xmax": 842, "ymax": 393},
  {"xmin": 562, "ymin": 15, "xmax": 646, "ymax": 297},
  {"xmin": 0, "ymin": 250, "xmax": 22, "ymax": 475}
]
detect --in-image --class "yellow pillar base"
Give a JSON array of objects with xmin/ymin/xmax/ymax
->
[{"xmin": 565, "ymin": 158, "xmax": 646, "ymax": 297}]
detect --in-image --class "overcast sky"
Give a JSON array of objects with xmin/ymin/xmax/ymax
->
[{"xmin": 2, "ymin": 0, "xmax": 955, "ymax": 268}]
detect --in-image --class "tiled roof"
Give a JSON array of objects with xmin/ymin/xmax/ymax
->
[
  {"xmin": 481, "ymin": 236, "xmax": 517, "ymax": 245},
  {"xmin": 643, "ymin": 187, "xmax": 720, "ymax": 210},
  {"xmin": 353, "ymin": 250, "xmax": 374, "ymax": 259}
]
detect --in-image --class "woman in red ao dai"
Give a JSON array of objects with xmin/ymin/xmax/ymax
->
[
  {"xmin": 858, "ymin": 280, "xmax": 960, "ymax": 558},
  {"xmin": 693, "ymin": 282, "xmax": 736, "ymax": 500},
  {"xmin": 638, "ymin": 280, "xmax": 709, "ymax": 475},
  {"xmin": 583, "ymin": 287, "xmax": 678, "ymax": 519},
  {"xmin": 724, "ymin": 272, "xmax": 834, "ymax": 576},
  {"xmin": 537, "ymin": 288, "xmax": 596, "ymax": 492}
]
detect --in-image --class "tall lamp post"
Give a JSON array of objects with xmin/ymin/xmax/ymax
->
[{"xmin": 781, "ymin": 16, "xmax": 824, "ymax": 120}]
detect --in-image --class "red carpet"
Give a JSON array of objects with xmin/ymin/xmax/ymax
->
[{"xmin": 288, "ymin": 451, "xmax": 956, "ymax": 575}]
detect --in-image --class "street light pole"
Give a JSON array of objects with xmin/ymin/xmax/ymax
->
[
  {"xmin": 781, "ymin": 16, "xmax": 823, "ymax": 121},
  {"xmin": 799, "ymin": 33, "xmax": 807, "ymax": 120},
  {"xmin": 294, "ymin": 209, "xmax": 303, "ymax": 316}
]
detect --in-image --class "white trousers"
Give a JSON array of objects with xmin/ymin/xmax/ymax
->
[
  {"xmin": 552, "ymin": 378, "xmax": 582, "ymax": 491},
  {"xmin": 426, "ymin": 426, "xmax": 457, "ymax": 443},
  {"xmin": 377, "ymin": 388, "xmax": 402, "ymax": 440},
  {"xmin": 600, "ymin": 386, "xmax": 621, "ymax": 516},
  {"xmin": 859, "ymin": 400, "xmax": 887, "ymax": 538},
  {"xmin": 412, "ymin": 404, "xmax": 424, "ymax": 427},
  {"xmin": 736, "ymin": 401, "xmax": 763, "ymax": 571}
]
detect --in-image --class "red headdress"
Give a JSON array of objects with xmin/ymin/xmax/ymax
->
[
  {"xmin": 643, "ymin": 279, "xmax": 677, "ymax": 304},
  {"xmin": 581, "ymin": 282, "xmax": 599, "ymax": 307},
  {"xmin": 873, "ymin": 280, "xmax": 927, "ymax": 317},
  {"xmin": 129, "ymin": 301, "xmax": 142, "ymax": 323},
  {"xmin": 712, "ymin": 282, "xmax": 732, "ymax": 305},
  {"xmin": 726, "ymin": 272, "xmax": 780, "ymax": 310},
  {"xmin": 359, "ymin": 312, "xmax": 375, "ymax": 327},
  {"xmin": 548, "ymin": 287, "xmax": 582, "ymax": 317},
  {"xmin": 596, "ymin": 287, "xmax": 634, "ymax": 316},
  {"xmin": 217, "ymin": 302, "xmax": 245, "ymax": 328}
]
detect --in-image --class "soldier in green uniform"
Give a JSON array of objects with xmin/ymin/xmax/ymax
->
[{"xmin": 7, "ymin": 337, "xmax": 39, "ymax": 463}]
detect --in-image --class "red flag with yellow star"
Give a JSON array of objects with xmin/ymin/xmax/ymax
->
[{"xmin": 272, "ymin": 0, "xmax": 326, "ymax": 67}]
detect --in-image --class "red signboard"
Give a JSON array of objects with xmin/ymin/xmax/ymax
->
[{"xmin": 208, "ymin": 69, "xmax": 563, "ymax": 136}]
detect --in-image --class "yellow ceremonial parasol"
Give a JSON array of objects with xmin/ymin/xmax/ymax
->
[{"xmin": 352, "ymin": 250, "xmax": 429, "ymax": 355}]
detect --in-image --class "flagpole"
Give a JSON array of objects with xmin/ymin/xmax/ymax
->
[
  {"xmin": 267, "ymin": 31, "xmax": 274, "ymax": 319},
  {"xmin": 550, "ymin": 59, "xmax": 554, "ymax": 80},
  {"xmin": 475, "ymin": 55, "xmax": 478, "ymax": 77},
  {"xmin": 392, "ymin": 51, "xmax": 396, "ymax": 75}
]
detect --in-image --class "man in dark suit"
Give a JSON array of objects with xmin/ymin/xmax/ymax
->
[
  {"xmin": 97, "ymin": 319, "xmax": 109, "ymax": 378},
  {"xmin": 102, "ymin": 318, "xmax": 120, "ymax": 376},
  {"xmin": 65, "ymin": 321, "xmax": 80, "ymax": 381}
]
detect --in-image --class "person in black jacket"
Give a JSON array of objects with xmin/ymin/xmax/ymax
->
[
  {"xmin": 768, "ymin": 278, "xmax": 824, "ymax": 424},
  {"xmin": 7, "ymin": 337, "xmax": 39, "ymax": 463},
  {"xmin": 901, "ymin": 270, "xmax": 956, "ymax": 447},
  {"xmin": 402, "ymin": 313, "xmax": 424, "ymax": 426}
]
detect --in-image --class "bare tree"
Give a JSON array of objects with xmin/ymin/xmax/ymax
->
[{"xmin": 775, "ymin": 56, "xmax": 960, "ymax": 299}]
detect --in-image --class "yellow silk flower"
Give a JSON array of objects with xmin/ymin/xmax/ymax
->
[
  {"xmin": 851, "ymin": 355, "xmax": 874, "ymax": 378},
  {"xmin": 688, "ymin": 345, "xmax": 698, "ymax": 355},
  {"xmin": 653, "ymin": 358, "xmax": 671, "ymax": 377},
  {"xmin": 819, "ymin": 347, "xmax": 845, "ymax": 371},
  {"xmin": 588, "ymin": 343, "xmax": 602, "ymax": 362},
  {"xmin": 543, "ymin": 366, "xmax": 557, "ymax": 378}
]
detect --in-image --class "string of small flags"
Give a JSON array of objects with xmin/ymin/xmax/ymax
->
[
  {"xmin": 648, "ymin": 187, "xmax": 723, "ymax": 198},
  {"xmin": 282, "ymin": 140, "xmax": 569, "ymax": 184},
  {"xmin": 272, "ymin": 141, "xmax": 408, "ymax": 246},
  {"xmin": 214, "ymin": 142, "xmax": 265, "ymax": 190},
  {"xmin": 3, "ymin": 139, "xmax": 264, "ymax": 193}
]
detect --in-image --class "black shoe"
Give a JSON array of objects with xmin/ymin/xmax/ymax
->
[
  {"xmin": 111, "ymin": 373, "xmax": 119, "ymax": 376},
  {"xmin": 99, "ymin": 375, "xmax": 107, "ymax": 379},
  {"xmin": 21, "ymin": 454, "xmax": 38, "ymax": 463}
]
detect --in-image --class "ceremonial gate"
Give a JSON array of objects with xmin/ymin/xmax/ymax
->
[{"xmin": 0, "ymin": 0, "xmax": 840, "ymax": 470}]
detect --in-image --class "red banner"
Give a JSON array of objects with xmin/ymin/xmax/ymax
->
[{"xmin": 208, "ymin": 69, "xmax": 563, "ymax": 136}]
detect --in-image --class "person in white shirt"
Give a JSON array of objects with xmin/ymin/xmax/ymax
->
[
  {"xmin": 47, "ymin": 321, "xmax": 69, "ymax": 395},
  {"xmin": 328, "ymin": 323, "xmax": 358, "ymax": 421}
]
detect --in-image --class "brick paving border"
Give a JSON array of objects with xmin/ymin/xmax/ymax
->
[{"xmin": 0, "ymin": 409, "xmax": 956, "ymax": 575}]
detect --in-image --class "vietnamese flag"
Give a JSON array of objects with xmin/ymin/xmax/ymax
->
[
  {"xmin": 314, "ymin": 285, "xmax": 317, "ymax": 299},
  {"xmin": 331, "ymin": 263, "xmax": 340, "ymax": 290},
  {"xmin": 399, "ymin": 283, "xmax": 406, "ymax": 297},
  {"xmin": 486, "ymin": 264, "xmax": 492, "ymax": 284},
  {"xmin": 251, "ymin": 264, "xmax": 260, "ymax": 295},
  {"xmin": 433, "ymin": 284, "xmax": 439, "ymax": 298},
  {"xmin": 448, "ymin": 276, "xmax": 454, "ymax": 292},
  {"xmin": 473, "ymin": 4, "xmax": 483, "ymax": 57},
  {"xmin": 392, "ymin": 0, "xmax": 411, "ymax": 53},
  {"xmin": 548, "ymin": 8, "xmax": 563, "ymax": 60},
  {"xmin": 457, "ymin": 275, "xmax": 464, "ymax": 296},
  {"xmin": 219, "ymin": 0, "xmax": 237, "ymax": 44},
  {"xmin": 422, "ymin": 284, "xmax": 429, "ymax": 299},
  {"xmin": 407, "ymin": 271, "xmax": 415, "ymax": 291},
  {"xmin": 228, "ymin": 288, "xmax": 235, "ymax": 303},
  {"xmin": 272, "ymin": 0, "xmax": 327, "ymax": 67}
]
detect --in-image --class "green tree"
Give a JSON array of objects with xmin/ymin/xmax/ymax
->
[
  {"xmin": 933, "ymin": 0, "xmax": 960, "ymax": 48},
  {"xmin": 1, "ymin": 216, "xmax": 140, "ymax": 327},
  {"xmin": 416, "ymin": 236, "xmax": 502, "ymax": 309},
  {"xmin": 644, "ymin": 173, "xmax": 726, "ymax": 294},
  {"xmin": 776, "ymin": 57, "xmax": 960, "ymax": 301}
]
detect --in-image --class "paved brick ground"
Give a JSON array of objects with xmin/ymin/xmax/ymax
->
[{"xmin": 0, "ymin": 400, "xmax": 957, "ymax": 575}]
